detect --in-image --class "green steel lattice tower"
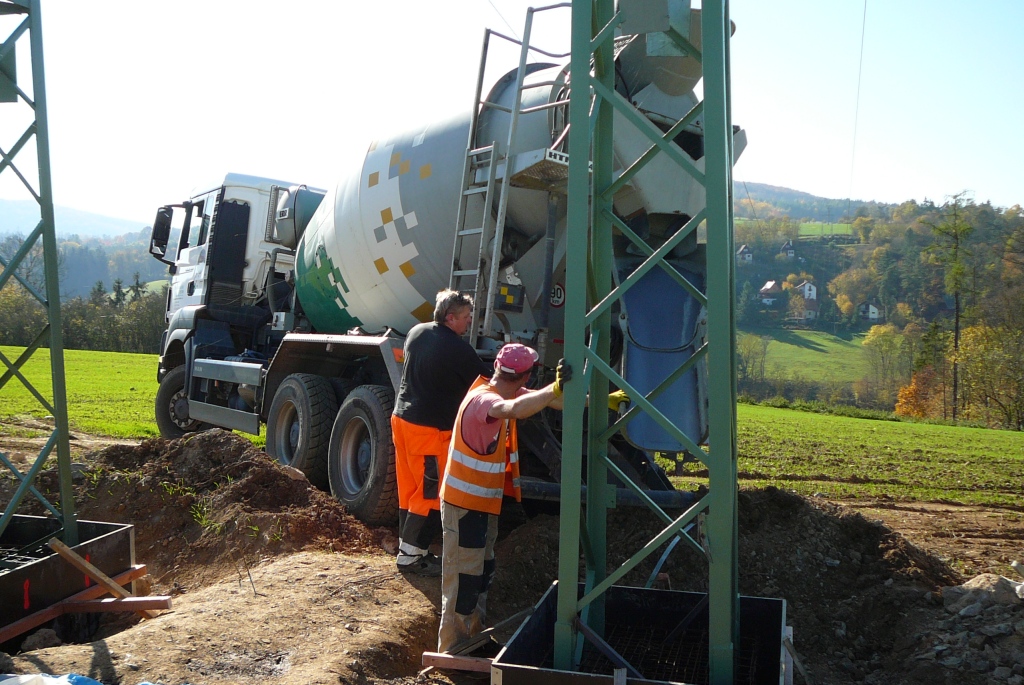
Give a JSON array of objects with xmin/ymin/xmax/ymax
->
[
  {"xmin": 556, "ymin": 0, "xmax": 738, "ymax": 681},
  {"xmin": 0, "ymin": 0, "xmax": 77, "ymax": 545}
]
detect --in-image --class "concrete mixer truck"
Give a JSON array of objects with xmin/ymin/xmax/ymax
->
[{"xmin": 147, "ymin": 7, "xmax": 746, "ymax": 526}]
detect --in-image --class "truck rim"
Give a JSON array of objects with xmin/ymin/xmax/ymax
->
[
  {"xmin": 338, "ymin": 414, "xmax": 372, "ymax": 494},
  {"xmin": 169, "ymin": 389, "xmax": 198, "ymax": 430},
  {"xmin": 271, "ymin": 402, "xmax": 300, "ymax": 464}
]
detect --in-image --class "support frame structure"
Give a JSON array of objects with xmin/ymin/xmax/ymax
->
[
  {"xmin": 556, "ymin": 1, "xmax": 738, "ymax": 682},
  {"xmin": 0, "ymin": 0, "xmax": 77, "ymax": 546}
]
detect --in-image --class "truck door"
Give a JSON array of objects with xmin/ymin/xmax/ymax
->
[{"xmin": 169, "ymin": 192, "xmax": 216, "ymax": 313}]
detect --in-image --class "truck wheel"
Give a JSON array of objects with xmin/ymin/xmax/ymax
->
[
  {"xmin": 155, "ymin": 365, "xmax": 211, "ymax": 439},
  {"xmin": 328, "ymin": 385, "xmax": 398, "ymax": 526},
  {"xmin": 265, "ymin": 373, "xmax": 338, "ymax": 490}
]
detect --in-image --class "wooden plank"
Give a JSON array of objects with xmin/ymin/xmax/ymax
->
[
  {"xmin": 0, "ymin": 605, "xmax": 63, "ymax": 645},
  {"xmin": 46, "ymin": 539, "xmax": 160, "ymax": 619},
  {"xmin": 70, "ymin": 564, "xmax": 149, "ymax": 602},
  {"xmin": 421, "ymin": 652, "xmax": 492, "ymax": 673},
  {"xmin": 0, "ymin": 566, "xmax": 147, "ymax": 643},
  {"xmin": 62, "ymin": 596, "xmax": 172, "ymax": 613}
]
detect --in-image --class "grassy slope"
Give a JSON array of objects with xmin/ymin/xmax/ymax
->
[
  {"xmin": 668, "ymin": 404, "xmax": 1024, "ymax": 508},
  {"xmin": 798, "ymin": 222, "xmax": 852, "ymax": 236},
  {"xmin": 5, "ymin": 348, "xmax": 1021, "ymax": 509},
  {"xmin": 0, "ymin": 346, "xmax": 158, "ymax": 438},
  {"xmin": 740, "ymin": 327, "xmax": 869, "ymax": 384}
]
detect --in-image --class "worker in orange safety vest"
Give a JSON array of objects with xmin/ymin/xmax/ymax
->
[{"xmin": 436, "ymin": 343, "xmax": 573, "ymax": 653}]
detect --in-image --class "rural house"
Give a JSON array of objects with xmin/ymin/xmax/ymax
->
[
  {"xmin": 790, "ymin": 280, "xmax": 819, "ymax": 321},
  {"xmin": 858, "ymin": 301, "xmax": 882, "ymax": 321},
  {"xmin": 758, "ymin": 280, "xmax": 782, "ymax": 305},
  {"xmin": 779, "ymin": 240, "xmax": 796, "ymax": 259},
  {"xmin": 736, "ymin": 244, "xmax": 753, "ymax": 264},
  {"xmin": 795, "ymin": 280, "xmax": 817, "ymax": 301}
]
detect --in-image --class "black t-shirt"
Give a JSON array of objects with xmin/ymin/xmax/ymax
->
[{"xmin": 392, "ymin": 322, "xmax": 492, "ymax": 430}]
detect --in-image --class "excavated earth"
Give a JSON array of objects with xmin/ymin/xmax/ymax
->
[{"xmin": 0, "ymin": 427, "xmax": 1022, "ymax": 685}]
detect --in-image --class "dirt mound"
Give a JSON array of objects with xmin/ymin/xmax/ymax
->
[
  {"xmin": 46, "ymin": 429, "xmax": 385, "ymax": 589},
  {"xmin": 489, "ymin": 487, "xmax": 981, "ymax": 684}
]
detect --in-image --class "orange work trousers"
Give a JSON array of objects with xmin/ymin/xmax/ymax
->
[{"xmin": 391, "ymin": 415, "xmax": 452, "ymax": 558}]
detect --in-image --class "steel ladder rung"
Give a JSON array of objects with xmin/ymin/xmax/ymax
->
[{"xmin": 459, "ymin": 228, "xmax": 483, "ymax": 236}]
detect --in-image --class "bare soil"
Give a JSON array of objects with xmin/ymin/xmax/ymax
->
[{"xmin": 1, "ymin": 426, "xmax": 1022, "ymax": 685}]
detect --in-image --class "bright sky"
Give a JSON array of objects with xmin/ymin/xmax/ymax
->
[{"xmin": 1, "ymin": 0, "xmax": 1021, "ymax": 225}]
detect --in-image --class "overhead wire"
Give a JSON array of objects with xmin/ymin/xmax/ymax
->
[
  {"xmin": 486, "ymin": 0, "xmax": 521, "ymax": 41},
  {"xmin": 847, "ymin": 0, "xmax": 869, "ymax": 221}
]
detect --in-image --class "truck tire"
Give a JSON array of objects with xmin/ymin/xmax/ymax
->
[
  {"xmin": 328, "ymin": 384, "xmax": 398, "ymax": 526},
  {"xmin": 155, "ymin": 365, "xmax": 211, "ymax": 439},
  {"xmin": 265, "ymin": 373, "xmax": 338, "ymax": 490}
]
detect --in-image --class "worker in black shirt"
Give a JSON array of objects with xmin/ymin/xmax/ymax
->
[{"xmin": 391, "ymin": 289, "xmax": 491, "ymax": 575}]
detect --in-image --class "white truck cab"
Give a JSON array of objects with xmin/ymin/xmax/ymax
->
[{"xmin": 150, "ymin": 173, "xmax": 301, "ymax": 323}]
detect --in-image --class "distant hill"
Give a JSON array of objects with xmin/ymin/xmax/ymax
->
[
  {"xmin": 734, "ymin": 181, "xmax": 897, "ymax": 223},
  {"xmin": 0, "ymin": 199, "xmax": 145, "ymax": 238}
]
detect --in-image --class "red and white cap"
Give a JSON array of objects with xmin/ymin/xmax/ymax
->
[{"xmin": 494, "ymin": 343, "xmax": 539, "ymax": 374}]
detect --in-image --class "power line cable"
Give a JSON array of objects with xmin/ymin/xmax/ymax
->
[
  {"xmin": 847, "ymin": 0, "xmax": 868, "ymax": 221},
  {"xmin": 486, "ymin": 0, "xmax": 521, "ymax": 41}
]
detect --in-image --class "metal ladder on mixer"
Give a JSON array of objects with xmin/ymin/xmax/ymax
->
[{"xmin": 448, "ymin": 5, "xmax": 571, "ymax": 347}]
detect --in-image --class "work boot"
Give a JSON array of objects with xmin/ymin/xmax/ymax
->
[{"xmin": 397, "ymin": 552, "xmax": 442, "ymax": 577}]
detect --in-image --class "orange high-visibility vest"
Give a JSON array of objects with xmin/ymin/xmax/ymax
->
[{"xmin": 440, "ymin": 377, "xmax": 521, "ymax": 515}]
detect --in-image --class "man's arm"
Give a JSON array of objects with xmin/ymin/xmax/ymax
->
[{"xmin": 488, "ymin": 384, "xmax": 560, "ymax": 420}]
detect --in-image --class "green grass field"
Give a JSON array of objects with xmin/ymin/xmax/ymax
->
[
  {"xmin": 672, "ymin": 404, "xmax": 1024, "ymax": 508},
  {"xmin": 798, "ymin": 221, "xmax": 852, "ymax": 237},
  {"xmin": 740, "ymin": 327, "xmax": 869, "ymax": 384},
  {"xmin": 733, "ymin": 218, "xmax": 852, "ymax": 237},
  {"xmin": 4, "ymin": 347, "xmax": 1022, "ymax": 509},
  {"xmin": 0, "ymin": 346, "xmax": 158, "ymax": 438}
]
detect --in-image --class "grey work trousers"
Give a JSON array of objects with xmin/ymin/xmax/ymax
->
[{"xmin": 437, "ymin": 500, "xmax": 499, "ymax": 653}]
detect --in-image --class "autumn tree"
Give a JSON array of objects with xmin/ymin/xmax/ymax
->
[{"xmin": 924, "ymin": 192, "xmax": 975, "ymax": 420}]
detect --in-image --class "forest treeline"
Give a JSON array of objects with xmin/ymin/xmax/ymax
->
[
  {"xmin": 2, "ymin": 185, "xmax": 1023, "ymax": 429},
  {"xmin": 0, "ymin": 230, "xmax": 167, "ymax": 354}
]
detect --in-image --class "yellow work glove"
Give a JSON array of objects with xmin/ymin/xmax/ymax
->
[
  {"xmin": 552, "ymin": 359, "xmax": 572, "ymax": 397},
  {"xmin": 608, "ymin": 389, "xmax": 630, "ymax": 412}
]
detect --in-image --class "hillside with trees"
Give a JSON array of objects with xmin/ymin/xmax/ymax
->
[{"xmin": 733, "ymin": 187, "xmax": 1024, "ymax": 429}]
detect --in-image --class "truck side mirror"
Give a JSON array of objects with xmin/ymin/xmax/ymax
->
[{"xmin": 150, "ymin": 206, "xmax": 173, "ymax": 262}]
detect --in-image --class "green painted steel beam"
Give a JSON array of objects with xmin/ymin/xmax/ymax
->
[
  {"xmin": 0, "ymin": 0, "xmax": 77, "ymax": 545},
  {"xmin": 701, "ymin": 3, "xmax": 739, "ymax": 683},
  {"xmin": 553, "ymin": 0, "xmax": 595, "ymax": 668}
]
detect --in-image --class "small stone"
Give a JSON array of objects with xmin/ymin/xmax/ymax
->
[
  {"xmin": 848, "ymin": 550, "xmax": 863, "ymax": 563},
  {"xmin": 944, "ymin": 586, "xmax": 968, "ymax": 609},
  {"xmin": 969, "ymin": 634, "xmax": 990, "ymax": 649},
  {"xmin": 884, "ymin": 578, "xmax": 894, "ymax": 587},
  {"xmin": 961, "ymin": 574, "xmax": 1023, "ymax": 606},
  {"xmin": 994, "ymin": 666, "xmax": 1013, "ymax": 680},
  {"xmin": 939, "ymin": 656, "xmax": 963, "ymax": 668},
  {"xmin": 981, "ymin": 623, "xmax": 1013, "ymax": 637},
  {"xmin": 825, "ymin": 558, "xmax": 841, "ymax": 567},
  {"xmin": 345, "ymin": 623, "xmax": 357, "ymax": 631},
  {"xmin": 21, "ymin": 628, "xmax": 61, "ymax": 652},
  {"xmin": 1008, "ymin": 674, "xmax": 1024, "ymax": 685},
  {"xmin": 970, "ymin": 658, "xmax": 991, "ymax": 672},
  {"xmin": 960, "ymin": 602, "xmax": 985, "ymax": 618}
]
